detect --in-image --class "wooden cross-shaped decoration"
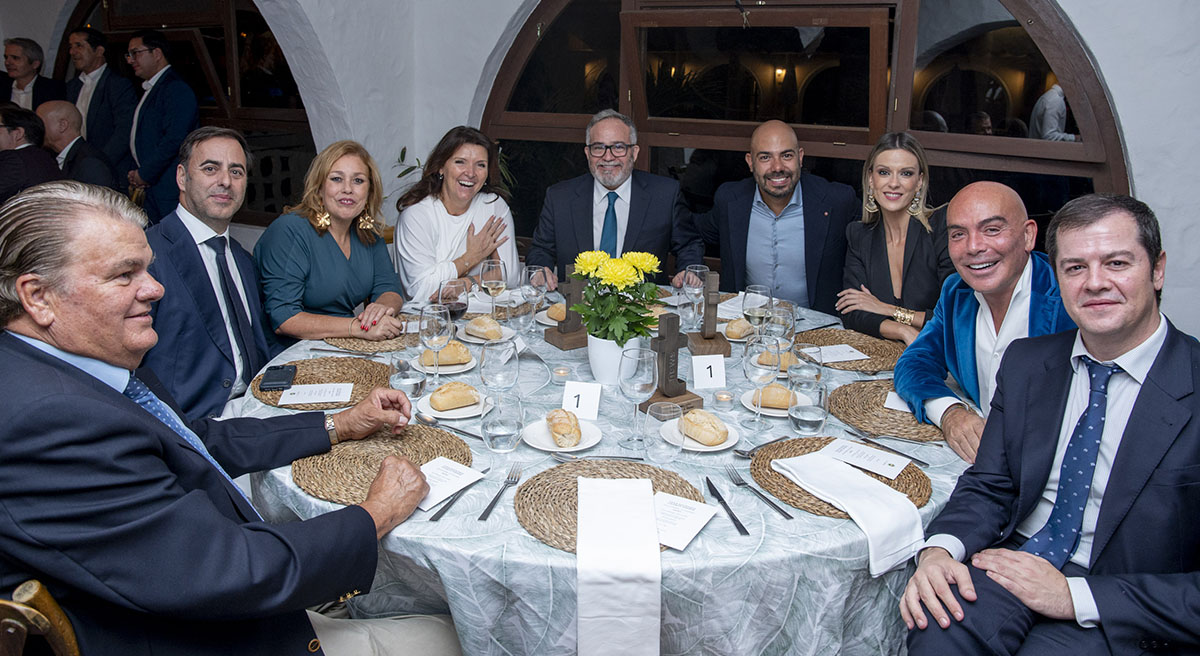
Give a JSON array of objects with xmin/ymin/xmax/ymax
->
[
  {"xmin": 688, "ymin": 271, "xmax": 731, "ymax": 356},
  {"xmin": 545, "ymin": 264, "xmax": 588, "ymax": 350},
  {"xmin": 640, "ymin": 311, "xmax": 703, "ymax": 412}
]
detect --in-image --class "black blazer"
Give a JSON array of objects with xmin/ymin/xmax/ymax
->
[
  {"xmin": 525, "ymin": 170, "xmax": 704, "ymax": 283},
  {"xmin": 66, "ymin": 66, "xmax": 136, "ymax": 187},
  {"xmin": 0, "ymin": 145, "xmax": 64, "ymax": 203},
  {"xmin": 696, "ymin": 172, "xmax": 859, "ymax": 315},
  {"xmin": 4, "ymin": 75, "xmax": 66, "ymax": 107},
  {"xmin": 60, "ymin": 137, "xmax": 118, "ymax": 190},
  {"xmin": 841, "ymin": 206, "xmax": 954, "ymax": 337}
]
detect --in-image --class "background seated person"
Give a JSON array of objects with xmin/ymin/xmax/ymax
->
[
  {"xmin": 836, "ymin": 132, "xmax": 954, "ymax": 344},
  {"xmin": 255, "ymin": 140, "xmax": 406, "ymax": 342},
  {"xmin": 394, "ymin": 126, "xmax": 517, "ymax": 301}
]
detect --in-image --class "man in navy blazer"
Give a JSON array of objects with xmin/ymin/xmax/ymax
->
[
  {"xmin": 526, "ymin": 109, "xmax": 703, "ymax": 286},
  {"xmin": 695, "ymin": 120, "xmax": 859, "ymax": 315},
  {"xmin": 144, "ymin": 127, "xmax": 279, "ymax": 420},
  {"xmin": 38, "ymin": 100, "xmax": 118, "ymax": 189},
  {"xmin": 65, "ymin": 27, "xmax": 136, "ymax": 189},
  {"xmin": 0, "ymin": 181, "xmax": 460, "ymax": 655},
  {"xmin": 127, "ymin": 29, "xmax": 198, "ymax": 224},
  {"xmin": 3, "ymin": 38, "xmax": 66, "ymax": 110},
  {"xmin": 902, "ymin": 194, "xmax": 1200, "ymax": 654},
  {"xmin": 894, "ymin": 182, "xmax": 1074, "ymax": 462},
  {"xmin": 0, "ymin": 105, "xmax": 64, "ymax": 203}
]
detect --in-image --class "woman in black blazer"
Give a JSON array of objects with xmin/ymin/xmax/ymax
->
[{"xmin": 836, "ymin": 132, "xmax": 954, "ymax": 343}]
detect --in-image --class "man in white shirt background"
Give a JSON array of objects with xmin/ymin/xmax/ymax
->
[
  {"xmin": 3, "ymin": 37, "xmax": 65, "ymax": 110},
  {"xmin": 37, "ymin": 100, "xmax": 117, "ymax": 190},
  {"xmin": 65, "ymin": 27, "xmax": 136, "ymax": 190}
]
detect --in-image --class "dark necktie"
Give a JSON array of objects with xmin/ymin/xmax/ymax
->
[
  {"xmin": 205, "ymin": 236, "xmax": 259, "ymax": 383},
  {"xmin": 599, "ymin": 191, "xmax": 618, "ymax": 257},
  {"xmin": 1020, "ymin": 356, "xmax": 1121, "ymax": 568},
  {"xmin": 123, "ymin": 375, "xmax": 260, "ymax": 518}
]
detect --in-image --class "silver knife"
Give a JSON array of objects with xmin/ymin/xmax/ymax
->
[
  {"xmin": 307, "ymin": 347, "xmax": 385, "ymax": 359},
  {"xmin": 552, "ymin": 453, "xmax": 643, "ymax": 463},
  {"xmin": 439, "ymin": 424, "xmax": 483, "ymax": 440},
  {"xmin": 706, "ymin": 477, "xmax": 749, "ymax": 536},
  {"xmin": 876, "ymin": 433, "xmax": 944, "ymax": 448},
  {"xmin": 429, "ymin": 468, "xmax": 490, "ymax": 521},
  {"xmin": 860, "ymin": 436, "xmax": 930, "ymax": 468}
]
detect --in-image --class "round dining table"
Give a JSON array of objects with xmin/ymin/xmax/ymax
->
[{"xmin": 226, "ymin": 303, "xmax": 969, "ymax": 656}]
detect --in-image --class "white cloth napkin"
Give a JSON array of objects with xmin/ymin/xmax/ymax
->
[
  {"xmin": 770, "ymin": 453, "xmax": 923, "ymax": 577},
  {"xmin": 467, "ymin": 290, "xmax": 512, "ymax": 314},
  {"xmin": 576, "ymin": 478, "xmax": 661, "ymax": 656}
]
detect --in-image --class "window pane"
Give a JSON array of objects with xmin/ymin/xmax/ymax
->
[
  {"xmin": 199, "ymin": 27, "xmax": 228, "ymax": 107},
  {"xmin": 911, "ymin": 0, "xmax": 1080, "ymax": 141},
  {"xmin": 506, "ymin": 0, "xmax": 621, "ymax": 114},
  {"xmin": 641, "ymin": 26, "xmax": 872, "ymax": 126},
  {"xmin": 236, "ymin": 5, "xmax": 304, "ymax": 109},
  {"xmin": 243, "ymin": 129, "xmax": 316, "ymax": 215},
  {"xmin": 496, "ymin": 140, "xmax": 590, "ymax": 238}
]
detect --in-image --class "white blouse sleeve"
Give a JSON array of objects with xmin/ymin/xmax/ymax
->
[{"xmin": 396, "ymin": 199, "xmax": 461, "ymax": 301}]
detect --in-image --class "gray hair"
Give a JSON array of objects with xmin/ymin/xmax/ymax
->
[
  {"xmin": 0, "ymin": 182, "xmax": 147, "ymax": 323},
  {"xmin": 585, "ymin": 109, "xmax": 637, "ymax": 145},
  {"xmin": 3, "ymin": 38, "xmax": 45, "ymax": 72}
]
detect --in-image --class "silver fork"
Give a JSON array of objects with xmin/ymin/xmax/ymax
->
[
  {"xmin": 478, "ymin": 463, "xmax": 522, "ymax": 520},
  {"xmin": 724, "ymin": 465, "xmax": 792, "ymax": 519},
  {"xmin": 552, "ymin": 452, "xmax": 643, "ymax": 463},
  {"xmin": 733, "ymin": 435, "xmax": 790, "ymax": 458}
]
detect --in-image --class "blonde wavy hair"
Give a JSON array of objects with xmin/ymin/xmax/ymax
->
[{"xmin": 284, "ymin": 140, "xmax": 383, "ymax": 246}]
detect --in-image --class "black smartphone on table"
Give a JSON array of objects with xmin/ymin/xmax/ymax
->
[{"xmin": 259, "ymin": 365, "xmax": 297, "ymax": 391}]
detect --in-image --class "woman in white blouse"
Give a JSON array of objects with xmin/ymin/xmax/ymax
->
[{"xmin": 394, "ymin": 126, "xmax": 519, "ymax": 301}]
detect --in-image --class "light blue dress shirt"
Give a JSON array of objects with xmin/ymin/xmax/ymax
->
[{"xmin": 745, "ymin": 182, "xmax": 808, "ymax": 308}]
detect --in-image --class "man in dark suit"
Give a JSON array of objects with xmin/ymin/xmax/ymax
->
[
  {"xmin": 525, "ymin": 109, "xmax": 703, "ymax": 287},
  {"xmin": 0, "ymin": 181, "xmax": 462, "ymax": 655},
  {"xmin": 901, "ymin": 194, "xmax": 1199, "ymax": 654},
  {"xmin": 695, "ymin": 119, "xmax": 859, "ymax": 315},
  {"xmin": 37, "ymin": 100, "xmax": 117, "ymax": 189},
  {"xmin": 0, "ymin": 105, "xmax": 63, "ymax": 203},
  {"xmin": 3, "ymin": 37, "xmax": 66, "ymax": 110},
  {"xmin": 126, "ymin": 29, "xmax": 198, "ymax": 224},
  {"xmin": 143, "ymin": 126, "xmax": 279, "ymax": 421},
  {"xmin": 65, "ymin": 27, "xmax": 136, "ymax": 188}
]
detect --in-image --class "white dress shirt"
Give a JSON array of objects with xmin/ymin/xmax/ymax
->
[
  {"xmin": 925, "ymin": 257, "xmax": 1033, "ymax": 425},
  {"xmin": 74, "ymin": 63, "xmax": 107, "ymax": 138},
  {"xmin": 176, "ymin": 204, "xmax": 253, "ymax": 398},
  {"xmin": 130, "ymin": 65, "xmax": 171, "ymax": 166},
  {"xmin": 592, "ymin": 176, "xmax": 632, "ymax": 256},
  {"xmin": 9, "ymin": 77, "xmax": 34, "ymax": 110},
  {"xmin": 56, "ymin": 136, "xmax": 82, "ymax": 169}
]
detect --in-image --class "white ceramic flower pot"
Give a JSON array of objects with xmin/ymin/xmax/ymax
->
[{"xmin": 587, "ymin": 334, "xmax": 644, "ymax": 385}]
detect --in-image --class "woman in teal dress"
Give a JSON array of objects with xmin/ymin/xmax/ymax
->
[{"xmin": 255, "ymin": 140, "xmax": 406, "ymax": 341}]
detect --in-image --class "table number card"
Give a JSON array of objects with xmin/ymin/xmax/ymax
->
[
  {"xmin": 278, "ymin": 383, "xmax": 353, "ymax": 406},
  {"xmin": 691, "ymin": 354, "xmax": 726, "ymax": 390},
  {"xmin": 654, "ymin": 492, "xmax": 717, "ymax": 551},
  {"xmin": 562, "ymin": 381, "xmax": 602, "ymax": 421},
  {"xmin": 417, "ymin": 457, "xmax": 485, "ymax": 511},
  {"xmin": 819, "ymin": 438, "xmax": 910, "ymax": 480}
]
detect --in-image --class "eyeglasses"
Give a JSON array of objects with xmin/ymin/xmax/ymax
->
[
  {"xmin": 124, "ymin": 47, "xmax": 152, "ymax": 60},
  {"xmin": 586, "ymin": 142, "xmax": 632, "ymax": 158}
]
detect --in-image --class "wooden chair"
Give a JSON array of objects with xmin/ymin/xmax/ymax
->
[{"xmin": 0, "ymin": 580, "xmax": 79, "ymax": 656}]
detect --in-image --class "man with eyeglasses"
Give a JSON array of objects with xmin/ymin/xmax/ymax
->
[
  {"xmin": 4, "ymin": 37, "xmax": 66, "ymax": 110},
  {"xmin": 526, "ymin": 108, "xmax": 703, "ymax": 288},
  {"xmin": 126, "ymin": 29, "xmax": 198, "ymax": 224}
]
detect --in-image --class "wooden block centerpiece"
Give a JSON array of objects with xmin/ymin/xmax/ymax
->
[
  {"xmin": 687, "ymin": 271, "xmax": 731, "ymax": 357},
  {"xmin": 639, "ymin": 312, "xmax": 703, "ymax": 412},
  {"xmin": 544, "ymin": 265, "xmax": 587, "ymax": 351}
]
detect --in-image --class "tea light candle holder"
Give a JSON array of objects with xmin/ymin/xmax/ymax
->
[
  {"xmin": 552, "ymin": 366, "xmax": 571, "ymax": 385},
  {"xmin": 712, "ymin": 389, "xmax": 734, "ymax": 410}
]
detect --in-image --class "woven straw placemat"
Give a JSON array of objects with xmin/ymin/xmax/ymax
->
[
  {"xmin": 749, "ymin": 437, "xmax": 931, "ymax": 518},
  {"xmin": 464, "ymin": 300, "xmax": 533, "ymax": 323},
  {"xmin": 793, "ymin": 327, "xmax": 904, "ymax": 372},
  {"xmin": 324, "ymin": 335, "xmax": 417, "ymax": 352},
  {"xmin": 829, "ymin": 379, "xmax": 944, "ymax": 442},
  {"xmin": 250, "ymin": 357, "xmax": 389, "ymax": 410},
  {"xmin": 292, "ymin": 424, "xmax": 472, "ymax": 505},
  {"xmin": 514, "ymin": 460, "xmax": 703, "ymax": 553}
]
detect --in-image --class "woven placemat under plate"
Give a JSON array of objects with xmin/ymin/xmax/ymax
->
[
  {"xmin": 250, "ymin": 357, "xmax": 389, "ymax": 410},
  {"xmin": 794, "ymin": 327, "xmax": 904, "ymax": 372},
  {"xmin": 324, "ymin": 334, "xmax": 418, "ymax": 352},
  {"xmin": 514, "ymin": 460, "xmax": 703, "ymax": 553},
  {"xmin": 829, "ymin": 379, "xmax": 943, "ymax": 442},
  {"xmin": 464, "ymin": 300, "xmax": 534, "ymax": 323},
  {"xmin": 749, "ymin": 437, "xmax": 931, "ymax": 518},
  {"xmin": 292, "ymin": 424, "xmax": 472, "ymax": 505}
]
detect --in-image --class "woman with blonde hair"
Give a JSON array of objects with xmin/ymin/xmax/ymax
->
[
  {"xmin": 835, "ymin": 132, "xmax": 953, "ymax": 344},
  {"xmin": 255, "ymin": 140, "xmax": 406, "ymax": 341}
]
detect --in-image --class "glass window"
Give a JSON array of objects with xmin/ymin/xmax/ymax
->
[
  {"xmin": 506, "ymin": 0, "xmax": 621, "ymax": 114},
  {"xmin": 236, "ymin": 3, "xmax": 303, "ymax": 109},
  {"xmin": 496, "ymin": 140, "xmax": 590, "ymax": 238}
]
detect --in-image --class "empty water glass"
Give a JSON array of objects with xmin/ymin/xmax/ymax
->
[
  {"xmin": 643, "ymin": 402, "xmax": 683, "ymax": 465},
  {"xmin": 788, "ymin": 382, "xmax": 828, "ymax": 436},
  {"xmin": 788, "ymin": 342, "xmax": 824, "ymax": 387},
  {"xmin": 482, "ymin": 392, "xmax": 524, "ymax": 454}
]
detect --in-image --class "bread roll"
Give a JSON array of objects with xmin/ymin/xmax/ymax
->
[
  {"xmin": 419, "ymin": 340, "xmax": 471, "ymax": 366},
  {"xmin": 757, "ymin": 349, "xmax": 799, "ymax": 372},
  {"xmin": 430, "ymin": 381, "xmax": 480, "ymax": 411},
  {"xmin": 679, "ymin": 409, "xmax": 728, "ymax": 446},
  {"xmin": 545, "ymin": 409, "xmax": 581, "ymax": 447},
  {"xmin": 726, "ymin": 318, "xmax": 753, "ymax": 339},
  {"xmin": 547, "ymin": 303, "xmax": 566, "ymax": 322},
  {"xmin": 752, "ymin": 383, "xmax": 794, "ymax": 409},
  {"xmin": 466, "ymin": 316, "xmax": 503, "ymax": 340}
]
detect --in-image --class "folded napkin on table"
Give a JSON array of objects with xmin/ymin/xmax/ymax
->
[
  {"xmin": 770, "ymin": 452, "xmax": 923, "ymax": 576},
  {"xmin": 716, "ymin": 291, "xmax": 770, "ymax": 320},
  {"xmin": 576, "ymin": 478, "xmax": 661, "ymax": 656},
  {"xmin": 467, "ymin": 290, "xmax": 514, "ymax": 314}
]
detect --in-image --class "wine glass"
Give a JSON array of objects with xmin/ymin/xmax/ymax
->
[
  {"xmin": 682, "ymin": 264, "xmax": 709, "ymax": 331},
  {"xmin": 419, "ymin": 305, "xmax": 452, "ymax": 386},
  {"xmin": 522, "ymin": 265, "xmax": 550, "ymax": 311},
  {"xmin": 741, "ymin": 335, "xmax": 790, "ymax": 431},
  {"xmin": 439, "ymin": 279, "xmax": 469, "ymax": 322},
  {"xmin": 761, "ymin": 306, "xmax": 795, "ymax": 340},
  {"xmin": 743, "ymin": 285, "xmax": 772, "ymax": 336},
  {"xmin": 616, "ymin": 347, "xmax": 658, "ymax": 451},
  {"xmin": 480, "ymin": 339, "xmax": 520, "ymax": 401},
  {"xmin": 480, "ymin": 259, "xmax": 507, "ymax": 318},
  {"xmin": 643, "ymin": 402, "xmax": 683, "ymax": 465}
]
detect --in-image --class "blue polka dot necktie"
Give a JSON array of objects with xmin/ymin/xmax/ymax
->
[
  {"xmin": 1020, "ymin": 356, "xmax": 1120, "ymax": 568},
  {"xmin": 124, "ymin": 375, "xmax": 261, "ymax": 519},
  {"xmin": 599, "ymin": 191, "xmax": 618, "ymax": 257}
]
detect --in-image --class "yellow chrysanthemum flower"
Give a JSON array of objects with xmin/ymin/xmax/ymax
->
[
  {"xmin": 621, "ymin": 251, "xmax": 660, "ymax": 275},
  {"xmin": 574, "ymin": 250, "xmax": 610, "ymax": 277},
  {"xmin": 596, "ymin": 258, "xmax": 641, "ymax": 290}
]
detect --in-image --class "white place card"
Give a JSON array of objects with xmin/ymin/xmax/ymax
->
[
  {"xmin": 884, "ymin": 391, "xmax": 912, "ymax": 414},
  {"xmin": 654, "ymin": 492, "xmax": 717, "ymax": 551},
  {"xmin": 417, "ymin": 457, "xmax": 485, "ymax": 511},
  {"xmin": 562, "ymin": 380, "xmax": 603, "ymax": 421},
  {"xmin": 819, "ymin": 438, "xmax": 910, "ymax": 481},
  {"xmin": 691, "ymin": 354, "xmax": 726, "ymax": 390},
  {"xmin": 513, "ymin": 335, "xmax": 530, "ymax": 353},
  {"xmin": 658, "ymin": 293, "xmax": 688, "ymax": 307},
  {"xmin": 278, "ymin": 383, "xmax": 353, "ymax": 406},
  {"xmin": 803, "ymin": 344, "xmax": 870, "ymax": 363}
]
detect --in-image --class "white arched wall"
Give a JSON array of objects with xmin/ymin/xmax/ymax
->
[{"xmin": 3, "ymin": 0, "xmax": 1198, "ymax": 332}]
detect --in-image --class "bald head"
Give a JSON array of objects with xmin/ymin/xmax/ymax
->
[
  {"xmin": 36, "ymin": 101, "xmax": 82, "ymax": 153},
  {"xmin": 746, "ymin": 120, "xmax": 803, "ymax": 215},
  {"xmin": 947, "ymin": 181, "xmax": 1027, "ymax": 226},
  {"xmin": 946, "ymin": 181, "xmax": 1036, "ymax": 304}
]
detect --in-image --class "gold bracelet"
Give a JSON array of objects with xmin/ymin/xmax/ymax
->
[
  {"xmin": 349, "ymin": 318, "xmax": 357, "ymax": 337},
  {"xmin": 892, "ymin": 306, "xmax": 915, "ymax": 326}
]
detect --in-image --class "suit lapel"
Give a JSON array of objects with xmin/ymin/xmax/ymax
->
[
  {"xmin": 572, "ymin": 177, "xmax": 594, "ymax": 256},
  {"xmin": 160, "ymin": 214, "xmax": 238, "ymax": 369},
  {"xmin": 622, "ymin": 172, "xmax": 649, "ymax": 254},
  {"xmin": 867, "ymin": 224, "xmax": 893, "ymax": 301},
  {"xmin": 899, "ymin": 218, "xmax": 922, "ymax": 300},
  {"xmin": 951, "ymin": 285, "xmax": 981, "ymax": 404},
  {"xmin": 1015, "ymin": 338, "xmax": 1074, "ymax": 521},
  {"xmin": 729, "ymin": 186, "xmax": 752, "ymax": 291},
  {"xmin": 801, "ymin": 173, "xmax": 829, "ymax": 307},
  {"xmin": 87, "ymin": 68, "xmax": 108, "ymax": 128}
]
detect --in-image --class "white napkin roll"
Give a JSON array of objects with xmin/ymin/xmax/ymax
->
[
  {"xmin": 576, "ymin": 478, "xmax": 661, "ymax": 656},
  {"xmin": 770, "ymin": 453, "xmax": 923, "ymax": 577}
]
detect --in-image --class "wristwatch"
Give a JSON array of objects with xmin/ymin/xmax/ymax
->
[{"xmin": 325, "ymin": 413, "xmax": 339, "ymax": 445}]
